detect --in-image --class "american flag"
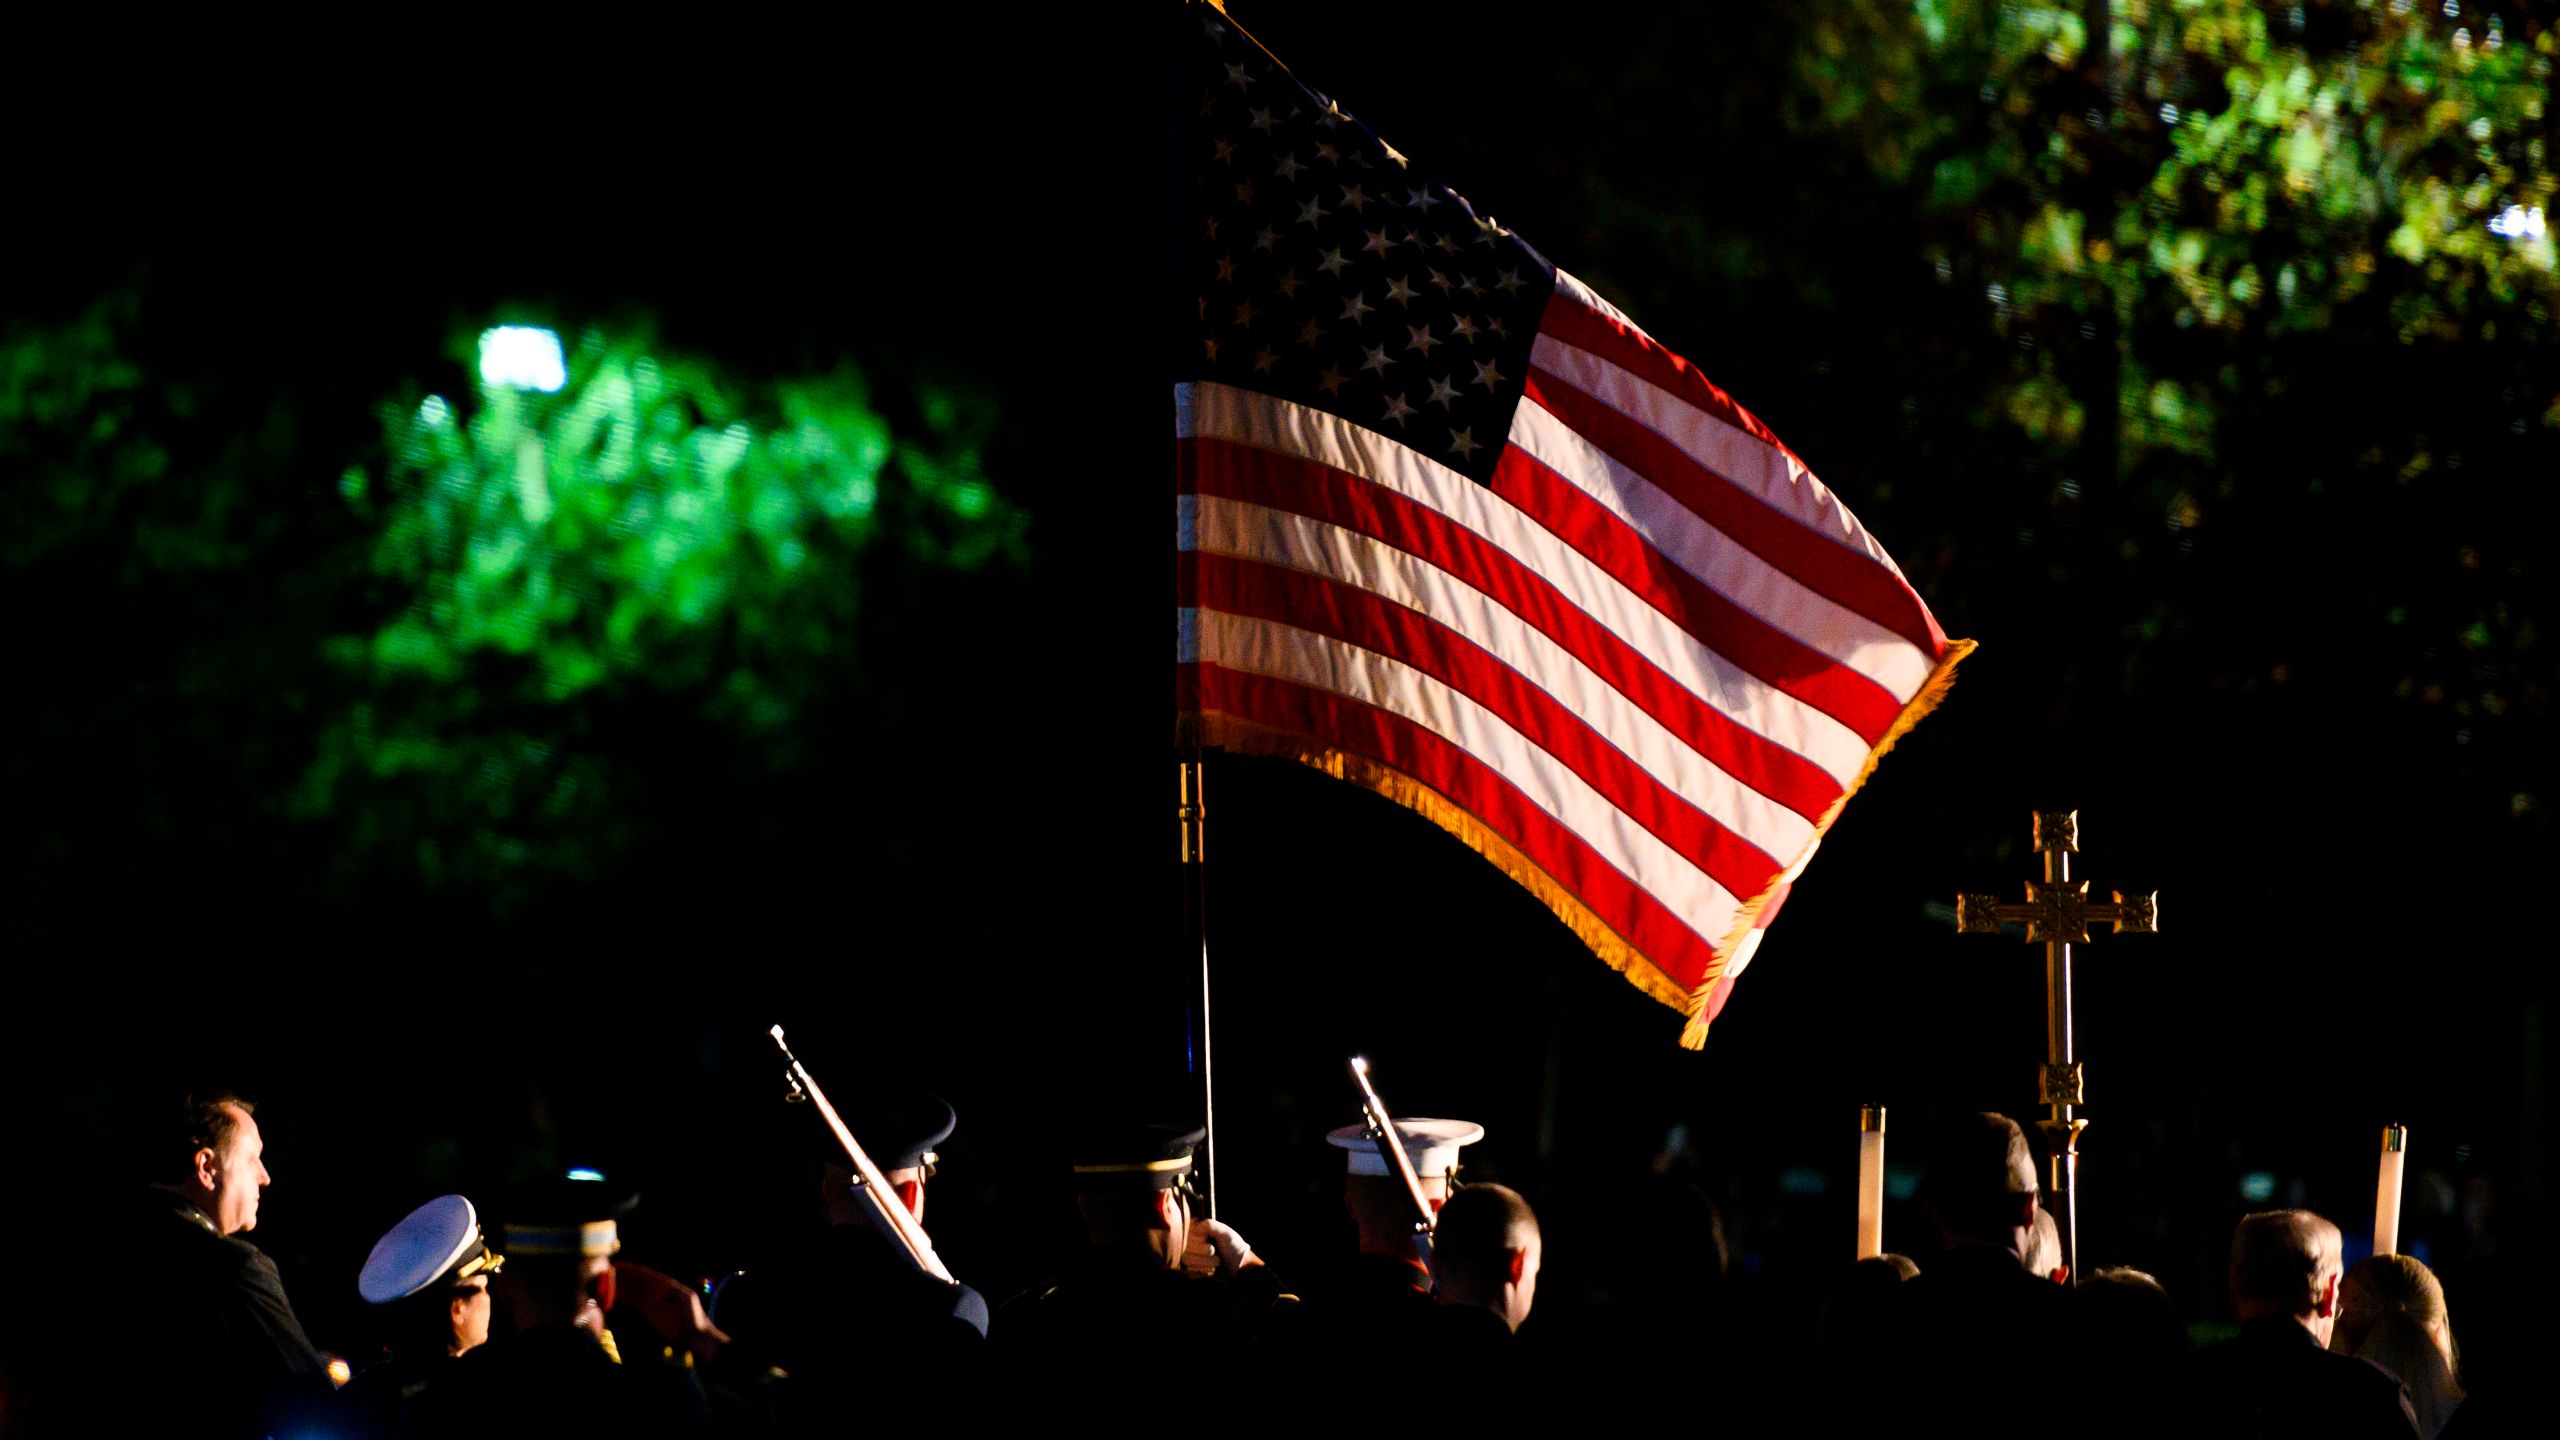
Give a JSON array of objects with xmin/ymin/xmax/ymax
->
[{"xmin": 1173, "ymin": 4, "xmax": 1972, "ymax": 1045}]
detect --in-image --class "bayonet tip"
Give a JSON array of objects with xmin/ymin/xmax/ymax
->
[
  {"xmin": 1350, "ymin": 1055, "xmax": 1368, "ymax": 1075},
  {"xmin": 769, "ymin": 1025, "xmax": 787, "ymax": 1044}
]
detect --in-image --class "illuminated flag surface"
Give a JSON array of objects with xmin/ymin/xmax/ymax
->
[{"xmin": 1174, "ymin": 5, "xmax": 1973, "ymax": 1044}]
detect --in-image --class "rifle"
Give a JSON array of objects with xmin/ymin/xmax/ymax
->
[
  {"xmin": 1349, "ymin": 1056, "xmax": 1435, "ymax": 1258},
  {"xmin": 769, "ymin": 1025, "xmax": 957, "ymax": 1285}
]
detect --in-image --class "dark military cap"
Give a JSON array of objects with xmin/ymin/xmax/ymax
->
[
  {"xmin": 814, "ymin": 1093, "xmax": 957, "ymax": 1174},
  {"xmin": 493, "ymin": 1170, "xmax": 639, "ymax": 1257},
  {"xmin": 1069, "ymin": 1123, "xmax": 1206, "ymax": 1192}
]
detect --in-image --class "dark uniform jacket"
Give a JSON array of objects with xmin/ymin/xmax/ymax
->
[
  {"xmin": 710, "ymin": 1223, "xmax": 986, "ymax": 1433},
  {"xmin": 98, "ymin": 1190, "xmax": 327, "ymax": 1437},
  {"xmin": 1265, "ymin": 1249, "xmax": 1436, "ymax": 1362},
  {"xmin": 994, "ymin": 1243, "xmax": 1283, "ymax": 1378},
  {"xmin": 2181, "ymin": 1315, "xmax": 2424, "ymax": 1440}
]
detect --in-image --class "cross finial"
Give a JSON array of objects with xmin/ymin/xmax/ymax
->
[{"xmin": 2033, "ymin": 809, "xmax": 2077, "ymax": 855}]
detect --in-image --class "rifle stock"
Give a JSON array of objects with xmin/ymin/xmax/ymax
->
[
  {"xmin": 770, "ymin": 1025, "xmax": 957, "ymax": 1285},
  {"xmin": 1349, "ymin": 1057, "xmax": 1436, "ymax": 1253}
]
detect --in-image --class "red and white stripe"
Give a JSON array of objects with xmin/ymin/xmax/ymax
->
[{"xmin": 1177, "ymin": 268, "xmax": 1961, "ymax": 1033}]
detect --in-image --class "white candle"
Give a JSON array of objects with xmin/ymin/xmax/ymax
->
[
  {"xmin": 1857, "ymin": 1105, "xmax": 1886, "ymax": 1260},
  {"xmin": 2374, "ymin": 1124, "xmax": 2408, "ymax": 1257}
]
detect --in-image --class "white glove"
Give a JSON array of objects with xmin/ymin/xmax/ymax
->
[{"xmin": 1204, "ymin": 1218, "xmax": 1257, "ymax": 1273}]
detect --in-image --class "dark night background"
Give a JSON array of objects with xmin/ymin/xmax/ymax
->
[{"xmin": 5, "ymin": 0, "xmax": 2553, "ymax": 1412}]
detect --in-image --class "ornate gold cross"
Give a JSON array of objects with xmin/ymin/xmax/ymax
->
[{"xmin": 1955, "ymin": 810, "xmax": 2156, "ymax": 1283}]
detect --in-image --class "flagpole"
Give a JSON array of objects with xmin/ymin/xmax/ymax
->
[{"xmin": 1179, "ymin": 746, "xmax": 1217, "ymax": 1218}]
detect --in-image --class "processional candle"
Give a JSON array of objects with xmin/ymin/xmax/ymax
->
[
  {"xmin": 1856, "ymin": 1105, "xmax": 1886, "ymax": 1260},
  {"xmin": 2374, "ymin": 1124, "xmax": 2408, "ymax": 1257}
]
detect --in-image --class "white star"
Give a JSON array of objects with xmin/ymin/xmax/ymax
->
[
  {"xmin": 1380, "ymin": 393, "xmax": 1416, "ymax": 427},
  {"xmin": 1445, "ymin": 426, "xmax": 1480, "ymax": 459},
  {"xmin": 1252, "ymin": 347, "xmax": 1278, "ymax": 374},
  {"xmin": 1273, "ymin": 152, "xmax": 1302, "ymax": 181},
  {"xmin": 1405, "ymin": 324, "xmax": 1440, "ymax": 357},
  {"xmin": 1359, "ymin": 344, "xmax": 1393, "ymax": 375},
  {"xmin": 1224, "ymin": 62, "xmax": 1253, "ymax": 90},
  {"xmin": 1426, "ymin": 375, "xmax": 1461, "ymax": 410},
  {"xmin": 1385, "ymin": 276, "xmax": 1418, "ymax": 307},
  {"xmin": 1337, "ymin": 184, "xmax": 1370, "ymax": 214},
  {"xmin": 1471, "ymin": 359, "xmax": 1507, "ymax": 391},
  {"xmin": 1486, "ymin": 316, "xmax": 1508, "ymax": 337},
  {"xmin": 1274, "ymin": 268, "xmax": 1303, "ymax": 300},
  {"xmin": 1458, "ymin": 274, "xmax": 1484, "ymax": 297},
  {"xmin": 1315, "ymin": 363, "xmax": 1349, "ymax": 396},
  {"xmin": 1361, "ymin": 228, "xmax": 1394, "ymax": 257},
  {"xmin": 1316, "ymin": 247, "xmax": 1351, "ymax": 278},
  {"xmin": 1233, "ymin": 181, "xmax": 1256, "ymax": 206},
  {"xmin": 1247, "ymin": 107, "xmax": 1275, "ymax": 133},
  {"xmin": 1451, "ymin": 314, "xmax": 1479, "ymax": 342},
  {"xmin": 1203, "ymin": 215, "xmax": 1219, "ymax": 241},
  {"xmin": 1426, "ymin": 268, "xmax": 1454, "ymax": 295},
  {"xmin": 1296, "ymin": 197, "xmax": 1330, "ymax": 228},
  {"xmin": 1231, "ymin": 298, "xmax": 1258, "ymax": 328},
  {"xmin": 1380, "ymin": 140, "xmax": 1408, "ymax": 168},
  {"xmin": 1496, "ymin": 268, "xmax": 1526, "ymax": 295},
  {"xmin": 1406, "ymin": 188, "xmax": 1441, "ymax": 212},
  {"xmin": 1212, "ymin": 138, "xmax": 1235, "ymax": 164},
  {"xmin": 1435, "ymin": 233, "xmax": 1464, "ymax": 256},
  {"xmin": 1314, "ymin": 141, "xmax": 1340, "ymax": 164},
  {"xmin": 1253, "ymin": 226, "xmax": 1278, "ymax": 253},
  {"xmin": 1214, "ymin": 255, "xmax": 1235, "ymax": 283},
  {"xmin": 1297, "ymin": 317, "xmax": 1327, "ymax": 347},
  {"xmin": 1340, "ymin": 293, "xmax": 1375, "ymax": 324},
  {"xmin": 1203, "ymin": 337, "xmax": 1220, "ymax": 362},
  {"xmin": 1316, "ymin": 97, "xmax": 1348, "ymax": 128}
]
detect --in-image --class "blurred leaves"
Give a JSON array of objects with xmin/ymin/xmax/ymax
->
[{"xmin": 296, "ymin": 326, "xmax": 1027, "ymax": 904}]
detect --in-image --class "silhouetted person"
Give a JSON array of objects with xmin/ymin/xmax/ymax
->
[
  {"xmin": 2079, "ymin": 1266, "xmax": 2190, "ymax": 1440},
  {"xmin": 2335, "ymin": 1255, "xmax": 2464, "ymax": 1438},
  {"xmin": 1882, "ymin": 1112, "xmax": 2075, "ymax": 1420},
  {"xmin": 337, "ymin": 1193, "xmax": 506, "ymax": 1439},
  {"xmin": 2182, "ymin": 1210, "xmax": 2421, "ymax": 1439},
  {"xmin": 1815, "ymin": 1252, "xmax": 1920, "ymax": 1366}
]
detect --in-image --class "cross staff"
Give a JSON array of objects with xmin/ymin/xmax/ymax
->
[{"xmin": 1955, "ymin": 810, "xmax": 2157, "ymax": 1283}]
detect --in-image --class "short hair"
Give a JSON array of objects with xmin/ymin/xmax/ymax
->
[
  {"xmin": 169, "ymin": 1093, "xmax": 253, "ymax": 1184},
  {"xmin": 1433, "ymin": 1183, "xmax": 1538, "ymax": 1292},
  {"xmin": 2023, "ymin": 1205, "xmax": 2063, "ymax": 1277},
  {"xmin": 2229, "ymin": 1210, "xmax": 2341, "ymax": 1311},
  {"xmin": 1926, "ymin": 1112, "xmax": 2039, "ymax": 1240}
]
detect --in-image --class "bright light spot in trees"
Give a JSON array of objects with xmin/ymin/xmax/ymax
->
[
  {"xmin": 479, "ymin": 327, "xmax": 567, "ymax": 393},
  {"xmin": 2489, "ymin": 205, "xmax": 2547, "ymax": 240}
]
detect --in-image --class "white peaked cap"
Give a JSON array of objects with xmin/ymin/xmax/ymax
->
[
  {"xmin": 359, "ymin": 1195, "xmax": 487, "ymax": 1304},
  {"xmin": 1326, "ymin": 1118, "xmax": 1485, "ymax": 1178}
]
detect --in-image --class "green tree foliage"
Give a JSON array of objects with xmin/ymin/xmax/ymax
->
[
  {"xmin": 1787, "ymin": 0, "xmax": 2558, "ymax": 817},
  {"xmin": 299, "ymin": 327, "xmax": 1028, "ymax": 903}
]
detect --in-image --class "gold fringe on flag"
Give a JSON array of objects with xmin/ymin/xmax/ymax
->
[
  {"xmin": 1181, "ymin": 640, "xmax": 1975, "ymax": 1047},
  {"xmin": 1686, "ymin": 635, "xmax": 1978, "ymax": 1047}
]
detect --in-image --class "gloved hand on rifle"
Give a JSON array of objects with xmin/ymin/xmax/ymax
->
[{"xmin": 1202, "ymin": 1218, "xmax": 1262, "ymax": 1277}]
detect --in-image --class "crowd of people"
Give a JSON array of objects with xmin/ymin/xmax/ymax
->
[{"xmin": 0, "ymin": 1098, "xmax": 2520, "ymax": 1437}]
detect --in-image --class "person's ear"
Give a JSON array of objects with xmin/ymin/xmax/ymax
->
[
  {"xmin": 2317, "ymin": 1272, "xmax": 2340, "ymax": 1318},
  {"xmin": 1155, "ymin": 1189, "xmax": 1182, "ymax": 1231},
  {"xmin": 192, "ymin": 1146, "xmax": 219, "ymax": 1191},
  {"xmin": 1507, "ymin": 1247, "xmax": 1527, "ymax": 1286}
]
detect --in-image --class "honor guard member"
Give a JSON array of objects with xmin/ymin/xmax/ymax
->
[
  {"xmin": 337, "ymin": 1194, "xmax": 505, "ymax": 1438},
  {"xmin": 1268, "ymin": 1117, "xmax": 1480, "ymax": 1363},
  {"xmin": 993, "ymin": 1123, "xmax": 1278, "ymax": 1378},
  {"xmin": 459, "ymin": 1174, "xmax": 708, "ymax": 1439},
  {"xmin": 712, "ymin": 1093, "xmax": 987, "ymax": 1431}
]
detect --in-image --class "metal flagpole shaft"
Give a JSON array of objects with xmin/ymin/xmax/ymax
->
[
  {"xmin": 2042, "ymin": 833, "xmax": 2081, "ymax": 1283},
  {"xmin": 1179, "ymin": 750, "xmax": 1216, "ymax": 1219}
]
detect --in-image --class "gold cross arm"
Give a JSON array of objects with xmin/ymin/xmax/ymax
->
[{"xmin": 1956, "ymin": 881, "xmax": 2159, "ymax": 944}]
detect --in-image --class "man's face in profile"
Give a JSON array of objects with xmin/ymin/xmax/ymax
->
[{"xmin": 211, "ymin": 1105, "xmax": 269, "ymax": 1235}]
